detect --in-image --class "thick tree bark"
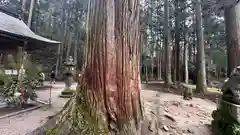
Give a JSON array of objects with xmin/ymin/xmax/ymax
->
[
  {"xmin": 164, "ymin": 0, "xmax": 173, "ymax": 85},
  {"xmin": 225, "ymin": 2, "xmax": 240, "ymax": 76},
  {"xmin": 195, "ymin": 0, "xmax": 207, "ymax": 92},
  {"xmin": 30, "ymin": 0, "xmax": 143, "ymax": 135}
]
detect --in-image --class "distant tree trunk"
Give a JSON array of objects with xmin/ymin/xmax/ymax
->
[
  {"xmin": 21, "ymin": 0, "xmax": 27, "ymax": 21},
  {"xmin": 150, "ymin": 0, "xmax": 155, "ymax": 80},
  {"xmin": 66, "ymin": 32, "xmax": 73, "ymax": 59},
  {"xmin": 55, "ymin": 44, "xmax": 61, "ymax": 76},
  {"xmin": 157, "ymin": 33, "xmax": 162, "ymax": 80},
  {"xmin": 188, "ymin": 45, "xmax": 192, "ymax": 62},
  {"xmin": 164, "ymin": 0, "xmax": 173, "ymax": 85},
  {"xmin": 184, "ymin": 30, "xmax": 189, "ymax": 83},
  {"xmin": 31, "ymin": 0, "xmax": 143, "ymax": 134},
  {"xmin": 189, "ymin": 11, "xmax": 195, "ymax": 62},
  {"xmin": 195, "ymin": 0, "xmax": 206, "ymax": 92},
  {"xmin": 74, "ymin": 34, "xmax": 79, "ymax": 65},
  {"xmin": 172, "ymin": 45, "xmax": 176, "ymax": 82},
  {"xmin": 47, "ymin": 10, "xmax": 52, "ymax": 34},
  {"xmin": 63, "ymin": 11, "xmax": 69, "ymax": 47},
  {"xmin": 225, "ymin": 2, "xmax": 240, "ymax": 76},
  {"xmin": 59, "ymin": 1, "xmax": 66, "ymax": 68},
  {"xmin": 175, "ymin": 0, "xmax": 181, "ymax": 82},
  {"xmin": 27, "ymin": 0, "xmax": 35, "ymax": 28}
]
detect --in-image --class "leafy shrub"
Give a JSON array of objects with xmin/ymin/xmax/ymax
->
[{"xmin": 0, "ymin": 76, "xmax": 39, "ymax": 107}]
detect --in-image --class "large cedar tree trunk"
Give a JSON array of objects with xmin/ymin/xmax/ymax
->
[
  {"xmin": 225, "ymin": 2, "xmax": 240, "ymax": 76},
  {"xmin": 30, "ymin": 0, "xmax": 143, "ymax": 135}
]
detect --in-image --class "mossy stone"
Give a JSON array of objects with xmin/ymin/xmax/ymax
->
[{"xmin": 59, "ymin": 89, "xmax": 75, "ymax": 98}]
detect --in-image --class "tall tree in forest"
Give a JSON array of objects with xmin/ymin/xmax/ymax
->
[
  {"xmin": 195, "ymin": 0, "xmax": 207, "ymax": 92},
  {"xmin": 27, "ymin": 0, "xmax": 35, "ymax": 27},
  {"xmin": 174, "ymin": 0, "xmax": 181, "ymax": 82},
  {"xmin": 225, "ymin": 2, "xmax": 240, "ymax": 76},
  {"xmin": 31, "ymin": 0, "xmax": 143, "ymax": 134},
  {"xmin": 164, "ymin": 0, "xmax": 172, "ymax": 85},
  {"xmin": 150, "ymin": 0, "xmax": 155, "ymax": 80}
]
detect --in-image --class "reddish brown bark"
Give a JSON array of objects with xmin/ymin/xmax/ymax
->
[
  {"xmin": 82, "ymin": 0, "xmax": 142, "ymax": 133},
  {"xmin": 225, "ymin": 2, "xmax": 240, "ymax": 76}
]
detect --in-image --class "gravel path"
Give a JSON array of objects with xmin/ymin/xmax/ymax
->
[{"xmin": 0, "ymin": 82, "xmax": 77, "ymax": 135}]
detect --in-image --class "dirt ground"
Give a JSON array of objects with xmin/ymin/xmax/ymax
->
[
  {"xmin": 0, "ymin": 81, "xmax": 216, "ymax": 135},
  {"xmin": 141, "ymin": 82, "xmax": 216, "ymax": 135},
  {"xmin": 0, "ymin": 82, "xmax": 74, "ymax": 135}
]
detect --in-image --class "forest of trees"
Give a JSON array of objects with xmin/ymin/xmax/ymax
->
[{"xmin": 1, "ymin": 0, "xmax": 240, "ymax": 134}]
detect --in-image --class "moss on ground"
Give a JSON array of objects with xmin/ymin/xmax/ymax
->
[
  {"xmin": 182, "ymin": 83, "xmax": 221, "ymax": 94},
  {"xmin": 46, "ymin": 127, "xmax": 60, "ymax": 135},
  {"xmin": 59, "ymin": 89, "xmax": 75, "ymax": 98},
  {"xmin": 47, "ymin": 84, "xmax": 108, "ymax": 135},
  {"xmin": 62, "ymin": 89, "xmax": 75, "ymax": 93}
]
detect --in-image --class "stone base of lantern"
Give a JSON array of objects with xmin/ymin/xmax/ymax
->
[
  {"xmin": 59, "ymin": 89, "xmax": 75, "ymax": 98},
  {"xmin": 59, "ymin": 75, "xmax": 75, "ymax": 98},
  {"xmin": 212, "ymin": 99, "xmax": 240, "ymax": 135}
]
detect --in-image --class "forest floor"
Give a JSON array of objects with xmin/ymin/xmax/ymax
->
[
  {"xmin": 0, "ymin": 81, "xmax": 217, "ymax": 135},
  {"xmin": 142, "ymin": 81, "xmax": 218, "ymax": 135}
]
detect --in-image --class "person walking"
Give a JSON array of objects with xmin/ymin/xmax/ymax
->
[{"xmin": 50, "ymin": 71, "xmax": 56, "ymax": 84}]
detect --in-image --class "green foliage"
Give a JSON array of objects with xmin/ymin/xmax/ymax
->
[
  {"xmin": 212, "ymin": 109, "xmax": 240, "ymax": 135},
  {"xmin": 210, "ymin": 50, "xmax": 227, "ymax": 69},
  {"xmin": 0, "ymin": 54, "xmax": 42, "ymax": 107},
  {"xmin": 0, "ymin": 77, "xmax": 38, "ymax": 107}
]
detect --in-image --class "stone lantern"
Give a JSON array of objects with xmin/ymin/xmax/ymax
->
[{"xmin": 59, "ymin": 56, "xmax": 76, "ymax": 98}]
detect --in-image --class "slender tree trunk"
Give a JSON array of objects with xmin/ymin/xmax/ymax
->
[
  {"xmin": 189, "ymin": 42, "xmax": 192, "ymax": 62},
  {"xmin": 74, "ymin": 33, "xmax": 79, "ymax": 65},
  {"xmin": 184, "ymin": 31, "xmax": 189, "ymax": 83},
  {"xmin": 143, "ymin": 35, "xmax": 149, "ymax": 83},
  {"xmin": 59, "ymin": 1, "xmax": 66, "ymax": 68},
  {"xmin": 66, "ymin": 32, "xmax": 73, "ymax": 60},
  {"xmin": 164, "ymin": 0, "xmax": 172, "ymax": 85},
  {"xmin": 32, "ymin": 0, "xmax": 143, "ymax": 134},
  {"xmin": 195, "ymin": 0, "xmax": 206, "ymax": 92},
  {"xmin": 27, "ymin": 0, "xmax": 35, "ymax": 28},
  {"xmin": 47, "ymin": 10, "xmax": 52, "ymax": 34},
  {"xmin": 150, "ymin": 0, "xmax": 155, "ymax": 80},
  {"xmin": 157, "ymin": 34, "xmax": 162, "ymax": 80},
  {"xmin": 172, "ymin": 45, "xmax": 176, "ymax": 82},
  {"xmin": 55, "ymin": 44, "xmax": 61, "ymax": 76},
  {"xmin": 175, "ymin": 0, "xmax": 181, "ymax": 82},
  {"xmin": 225, "ymin": 2, "xmax": 240, "ymax": 76},
  {"xmin": 21, "ymin": 0, "xmax": 27, "ymax": 21},
  {"xmin": 63, "ymin": 11, "xmax": 69, "ymax": 45},
  {"xmin": 140, "ymin": 33, "xmax": 143, "ymax": 82}
]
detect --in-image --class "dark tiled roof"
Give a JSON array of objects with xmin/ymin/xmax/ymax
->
[{"xmin": 0, "ymin": 11, "xmax": 60, "ymax": 44}]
